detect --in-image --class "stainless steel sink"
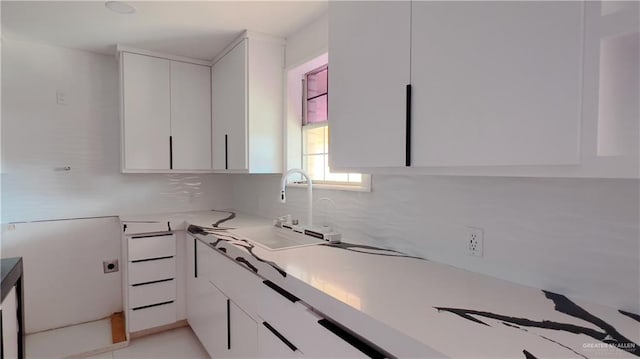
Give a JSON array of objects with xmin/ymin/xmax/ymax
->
[{"xmin": 229, "ymin": 225, "xmax": 324, "ymax": 251}]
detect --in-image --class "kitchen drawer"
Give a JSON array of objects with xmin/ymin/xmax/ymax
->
[
  {"xmin": 128, "ymin": 233, "xmax": 176, "ymax": 261},
  {"xmin": 129, "ymin": 279, "xmax": 176, "ymax": 309},
  {"xmin": 258, "ymin": 281, "xmax": 367, "ymax": 357},
  {"xmin": 129, "ymin": 257, "xmax": 176, "ymax": 285},
  {"xmin": 123, "ymin": 222, "xmax": 170, "ymax": 235},
  {"xmin": 128, "ymin": 301, "xmax": 176, "ymax": 333}
]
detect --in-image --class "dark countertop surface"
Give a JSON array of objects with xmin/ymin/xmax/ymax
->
[{"xmin": 1, "ymin": 257, "xmax": 23, "ymax": 302}]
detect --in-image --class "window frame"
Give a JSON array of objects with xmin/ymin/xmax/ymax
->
[
  {"xmin": 283, "ymin": 52, "xmax": 371, "ymax": 192},
  {"xmin": 298, "ymin": 64, "xmax": 370, "ymax": 191}
]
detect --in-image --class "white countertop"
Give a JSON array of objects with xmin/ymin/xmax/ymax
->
[{"xmin": 122, "ymin": 210, "xmax": 640, "ymax": 358}]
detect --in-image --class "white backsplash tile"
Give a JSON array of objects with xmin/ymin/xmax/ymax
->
[{"xmin": 230, "ymin": 174, "xmax": 639, "ymax": 312}]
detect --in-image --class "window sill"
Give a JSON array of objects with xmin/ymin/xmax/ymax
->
[{"xmin": 286, "ymin": 176, "xmax": 371, "ymax": 192}]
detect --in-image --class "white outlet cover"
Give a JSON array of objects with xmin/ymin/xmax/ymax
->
[{"xmin": 467, "ymin": 227, "xmax": 484, "ymax": 257}]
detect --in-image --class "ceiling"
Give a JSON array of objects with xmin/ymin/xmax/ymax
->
[{"xmin": 1, "ymin": 1, "xmax": 327, "ymax": 61}]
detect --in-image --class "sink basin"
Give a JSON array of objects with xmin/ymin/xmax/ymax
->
[{"xmin": 229, "ymin": 225, "xmax": 324, "ymax": 251}]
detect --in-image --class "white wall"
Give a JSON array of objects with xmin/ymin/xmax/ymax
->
[
  {"xmin": 0, "ymin": 38, "xmax": 233, "ymax": 331},
  {"xmin": 1, "ymin": 38, "xmax": 233, "ymax": 223},
  {"xmin": 285, "ymin": 12, "xmax": 328, "ymax": 69},
  {"xmin": 230, "ymin": 174, "xmax": 639, "ymax": 313},
  {"xmin": 1, "ymin": 217, "xmax": 122, "ymax": 333}
]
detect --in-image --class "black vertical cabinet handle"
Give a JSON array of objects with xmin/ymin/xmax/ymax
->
[
  {"xmin": 226, "ymin": 299, "xmax": 231, "ymax": 350},
  {"xmin": 405, "ymin": 84, "xmax": 412, "ymax": 167},
  {"xmin": 169, "ymin": 136, "xmax": 173, "ymax": 170},
  {"xmin": 262, "ymin": 322, "xmax": 297, "ymax": 352},
  {"xmin": 224, "ymin": 134, "xmax": 228, "ymax": 170},
  {"xmin": 193, "ymin": 237, "xmax": 198, "ymax": 278}
]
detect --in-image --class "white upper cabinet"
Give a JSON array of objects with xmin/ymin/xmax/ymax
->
[
  {"xmin": 212, "ymin": 39, "xmax": 248, "ymax": 171},
  {"xmin": 328, "ymin": 1, "xmax": 411, "ymax": 169},
  {"xmin": 328, "ymin": 1, "xmax": 639, "ymax": 177},
  {"xmin": 170, "ymin": 61, "xmax": 212, "ymax": 170},
  {"xmin": 120, "ymin": 50, "xmax": 212, "ymax": 173},
  {"xmin": 212, "ymin": 32, "xmax": 284, "ymax": 173},
  {"xmin": 411, "ymin": 1, "xmax": 583, "ymax": 167},
  {"xmin": 121, "ymin": 52, "xmax": 171, "ymax": 171}
]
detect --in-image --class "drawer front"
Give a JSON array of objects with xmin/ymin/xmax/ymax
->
[
  {"xmin": 128, "ymin": 233, "xmax": 176, "ymax": 261},
  {"xmin": 123, "ymin": 222, "xmax": 170, "ymax": 235},
  {"xmin": 258, "ymin": 282, "xmax": 366, "ymax": 358},
  {"xmin": 129, "ymin": 257, "xmax": 176, "ymax": 285},
  {"xmin": 128, "ymin": 301, "xmax": 176, "ymax": 333},
  {"xmin": 129, "ymin": 279, "xmax": 176, "ymax": 309}
]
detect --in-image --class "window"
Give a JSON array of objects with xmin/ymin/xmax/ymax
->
[{"xmin": 301, "ymin": 65, "xmax": 364, "ymax": 186}]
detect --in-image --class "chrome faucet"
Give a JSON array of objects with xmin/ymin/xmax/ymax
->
[{"xmin": 280, "ymin": 168, "xmax": 313, "ymax": 227}]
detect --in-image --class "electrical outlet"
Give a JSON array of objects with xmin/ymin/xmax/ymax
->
[
  {"xmin": 103, "ymin": 259, "xmax": 119, "ymax": 273},
  {"xmin": 467, "ymin": 227, "xmax": 484, "ymax": 257},
  {"xmin": 56, "ymin": 91, "xmax": 67, "ymax": 105}
]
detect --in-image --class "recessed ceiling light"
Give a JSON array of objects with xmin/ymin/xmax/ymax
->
[{"xmin": 105, "ymin": 1, "xmax": 136, "ymax": 14}]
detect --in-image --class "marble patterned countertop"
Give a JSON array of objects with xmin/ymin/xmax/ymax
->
[{"xmin": 121, "ymin": 210, "xmax": 640, "ymax": 358}]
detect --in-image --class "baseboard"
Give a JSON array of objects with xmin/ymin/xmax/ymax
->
[{"xmin": 130, "ymin": 320, "xmax": 189, "ymax": 339}]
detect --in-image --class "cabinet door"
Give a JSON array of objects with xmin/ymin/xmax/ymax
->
[
  {"xmin": 212, "ymin": 40, "xmax": 248, "ymax": 171},
  {"xmin": 170, "ymin": 61, "xmax": 212, "ymax": 170},
  {"xmin": 187, "ymin": 238, "xmax": 229, "ymax": 357},
  {"xmin": 328, "ymin": 1, "xmax": 411, "ymax": 169},
  {"xmin": 229, "ymin": 301, "xmax": 258, "ymax": 358},
  {"xmin": 190, "ymin": 281, "xmax": 229, "ymax": 358},
  {"xmin": 411, "ymin": 1, "xmax": 583, "ymax": 167},
  {"xmin": 122, "ymin": 52, "xmax": 171, "ymax": 170},
  {"xmin": 2, "ymin": 287, "xmax": 19, "ymax": 359}
]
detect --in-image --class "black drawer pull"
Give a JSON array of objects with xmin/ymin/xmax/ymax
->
[
  {"xmin": 131, "ymin": 278, "xmax": 173, "ymax": 287},
  {"xmin": 405, "ymin": 84, "xmax": 412, "ymax": 167},
  {"xmin": 169, "ymin": 136, "xmax": 173, "ymax": 170},
  {"xmin": 227, "ymin": 299, "xmax": 231, "ymax": 350},
  {"xmin": 262, "ymin": 322, "xmax": 297, "ymax": 352},
  {"xmin": 318, "ymin": 319, "xmax": 388, "ymax": 359},
  {"xmin": 131, "ymin": 255, "xmax": 174, "ymax": 263},
  {"xmin": 194, "ymin": 237, "xmax": 198, "ymax": 278},
  {"xmin": 132, "ymin": 300, "xmax": 174, "ymax": 311},
  {"xmin": 224, "ymin": 134, "xmax": 229, "ymax": 170},
  {"xmin": 131, "ymin": 233, "xmax": 173, "ymax": 239},
  {"xmin": 263, "ymin": 280, "xmax": 299, "ymax": 303}
]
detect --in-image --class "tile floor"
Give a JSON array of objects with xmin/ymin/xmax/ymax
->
[
  {"xmin": 26, "ymin": 319, "xmax": 113, "ymax": 359},
  {"xmin": 88, "ymin": 327, "xmax": 209, "ymax": 359}
]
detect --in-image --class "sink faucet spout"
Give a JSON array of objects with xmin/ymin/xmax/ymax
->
[{"xmin": 280, "ymin": 169, "xmax": 313, "ymax": 227}]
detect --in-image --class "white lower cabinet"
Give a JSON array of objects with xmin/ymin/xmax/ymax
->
[
  {"xmin": 126, "ymin": 232, "xmax": 178, "ymax": 333},
  {"xmin": 187, "ymin": 277, "xmax": 228, "ymax": 357},
  {"xmin": 186, "ymin": 234, "xmax": 379, "ymax": 358},
  {"xmin": 187, "ymin": 237, "xmax": 259, "ymax": 358}
]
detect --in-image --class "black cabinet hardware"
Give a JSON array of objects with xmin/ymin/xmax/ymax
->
[
  {"xmin": 405, "ymin": 84, "xmax": 412, "ymax": 167},
  {"xmin": 262, "ymin": 322, "xmax": 297, "ymax": 352},
  {"xmin": 131, "ymin": 278, "xmax": 173, "ymax": 287},
  {"xmin": 131, "ymin": 233, "xmax": 173, "ymax": 239},
  {"xmin": 193, "ymin": 237, "xmax": 198, "ymax": 278},
  {"xmin": 169, "ymin": 136, "xmax": 173, "ymax": 170},
  {"xmin": 132, "ymin": 300, "xmax": 174, "ymax": 311},
  {"xmin": 224, "ymin": 134, "xmax": 229, "ymax": 170},
  {"xmin": 263, "ymin": 280, "xmax": 299, "ymax": 303},
  {"xmin": 318, "ymin": 319, "xmax": 388, "ymax": 359},
  {"xmin": 130, "ymin": 255, "xmax": 173, "ymax": 263},
  {"xmin": 227, "ymin": 299, "xmax": 231, "ymax": 350}
]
